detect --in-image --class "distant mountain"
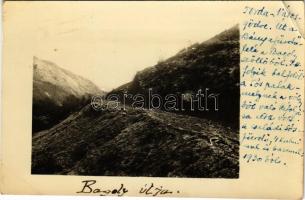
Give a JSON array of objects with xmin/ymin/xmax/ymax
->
[
  {"xmin": 110, "ymin": 25, "xmax": 240, "ymax": 128},
  {"xmin": 32, "ymin": 57, "xmax": 104, "ymax": 133},
  {"xmin": 32, "ymin": 104, "xmax": 239, "ymax": 178}
]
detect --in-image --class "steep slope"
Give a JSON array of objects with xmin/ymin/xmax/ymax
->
[
  {"xmin": 32, "ymin": 104, "xmax": 239, "ymax": 178},
  {"xmin": 110, "ymin": 25, "xmax": 240, "ymax": 128},
  {"xmin": 32, "ymin": 57, "xmax": 104, "ymax": 133}
]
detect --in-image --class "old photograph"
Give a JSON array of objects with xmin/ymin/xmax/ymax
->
[
  {"xmin": 2, "ymin": 1, "xmax": 305, "ymax": 198},
  {"xmin": 31, "ymin": 4, "xmax": 240, "ymax": 178}
]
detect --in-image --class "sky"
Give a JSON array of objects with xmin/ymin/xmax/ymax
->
[{"xmin": 4, "ymin": 1, "xmax": 242, "ymax": 91}]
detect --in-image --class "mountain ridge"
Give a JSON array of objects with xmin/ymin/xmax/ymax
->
[
  {"xmin": 109, "ymin": 25, "xmax": 240, "ymax": 128},
  {"xmin": 32, "ymin": 57, "xmax": 104, "ymax": 133}
]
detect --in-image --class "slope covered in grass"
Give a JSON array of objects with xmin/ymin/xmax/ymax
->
[{"xmin": 32, "ymin": 104, "xmax": 238, "ymax": 178}]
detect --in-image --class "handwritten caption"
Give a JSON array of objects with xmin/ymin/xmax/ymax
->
[{"xmin": 76, "ymin": 180, "xmax": 180, "ymax": 197}]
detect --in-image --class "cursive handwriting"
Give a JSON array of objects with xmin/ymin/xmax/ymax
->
[
  {"xmin": 240, "ymin": 3, "xmax": 304, "ymax": 166},
  {"xmin": 76, "ymin": 180, "xmax": 128, "ymax": 196},
  {"xmin": 76, "ymin": 180, "xmax": 180, "ymax": 197},
  {"xmin": 139, "ymin": 183, "xmax": 178, "ymax": 196}
]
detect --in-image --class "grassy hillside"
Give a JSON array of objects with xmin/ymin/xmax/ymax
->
[
  {"xmin": 32, "ymin": 104, "xmax": 239, "ymax": 178},
  {"xmin": 110, "ymin": 25, "xmax": 240, "ymax": 128}
]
